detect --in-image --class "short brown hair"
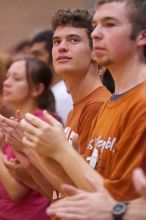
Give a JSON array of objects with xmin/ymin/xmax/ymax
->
[{"xmin": 96, "ymin": 0, "xmax": 146, "ymax": 39}]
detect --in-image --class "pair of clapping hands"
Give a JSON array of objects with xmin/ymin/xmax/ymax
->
[
  {"xmin": 0, "ymin": 110, "xmax": 65, "ymax": 159},
  {"xmin": 0, "ymin": 110, "xmax": 64, "ymax": 194}
]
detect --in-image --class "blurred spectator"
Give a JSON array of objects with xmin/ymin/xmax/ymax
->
[
  {"xmin": 30, "ymin": 30, "xmax": 53, "ymax": 66},
  {"xmin": 8, "ymin": 39, "xmax": 31, "ymax": 60}
]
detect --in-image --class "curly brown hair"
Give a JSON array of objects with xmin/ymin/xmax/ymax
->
[{"xmin": 51, "ymin": 8, "xmax": 93, "ymax": 48}]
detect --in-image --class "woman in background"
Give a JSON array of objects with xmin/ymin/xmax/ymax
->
[{"xmin": 0, "ymin": 57, "xmax": 59, "ymax": 220}]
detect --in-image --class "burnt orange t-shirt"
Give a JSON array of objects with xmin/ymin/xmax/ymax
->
[
  {"xmin": 84, "ymin": 82, "xmax": 146, "ymax": 201},
  {"xmin": 65, "ymin": 86, "xmax": 111, "ymax": 154},
  {"xmin": 51, "ymin": 86, "xmax": 110, "ymax": 220}
]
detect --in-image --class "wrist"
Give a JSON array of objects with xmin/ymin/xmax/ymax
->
[
  {"xmin": 112, "ymin": 202, "xmax": 128, "ymax": 220},
  {"xmin": 53, "ymin": 141, "xmax": 73, "ymax": 162},
  {"xmin": 123, "ymin": 198, "xmax": 144, "ymax": 220},
  {"xmin": 103, "ymin": 198, "xmax": 116, "ymax": 220}
]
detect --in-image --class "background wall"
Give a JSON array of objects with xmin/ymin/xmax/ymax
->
[{"xmin": 0, "ymin": 0, "xmax": 96, "ymax": 52}]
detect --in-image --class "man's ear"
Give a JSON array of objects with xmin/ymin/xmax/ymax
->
[
  {"xmin": 32, "ymin": 83, "xmax": 45, "ymax": 98},
  {"xmin": 137, "ymin": 29, "xmax": 146, "ymax": 46}
]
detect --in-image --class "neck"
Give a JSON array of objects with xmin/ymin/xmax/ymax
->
[
  {"xmin": 109, "ymin": 55, "xmax": 146, "ymax": 94},
  {"xmin": 50, "ymin": 64, "xmax": 62, "ymax": 86},
  {"xmin": 10, "ymin": 99, "xmax": 37, "ymax": 115},
  {"xmin": 63, "ymin": 63, "xmax": 103, "ymax": 103}
]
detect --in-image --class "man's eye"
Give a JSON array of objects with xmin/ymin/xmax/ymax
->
[
  {"xmin": 53, "ymin": 40, "xmax": 60, "ymax": 46},
  {"xmin": 70, "ymin": 38, "xmax": 79, "ymax": 43},
  {"xmin": 104, "ymin": 23, "xmax": 115, "ymax": 27},
  {"xmin": 14, "ymin": 77, "xmax": 21, "ymax": 81}
]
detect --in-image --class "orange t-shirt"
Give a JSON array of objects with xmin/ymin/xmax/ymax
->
[
  {"xmin": 51, "ymin": 86, "xmax": 110, "ymax": 220},
  {"xmin": 84, "ymin": 82, "xmax": 146, "ymax": 201},
  {"xmin": 65, "ymin": 86, "xmax": 111, "ymax": 154}
]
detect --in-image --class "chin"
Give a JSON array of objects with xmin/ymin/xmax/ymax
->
[
  {"xmin": 96, "ymin": 59, "xmax": 113, "ymax": 67},
  {"xmin": 3, "ymin": 97, "xmax": 14, "ymax": 104},
  {"xmin": 55, "ymin": 67, "xmax": 72, "ymax": 75}
]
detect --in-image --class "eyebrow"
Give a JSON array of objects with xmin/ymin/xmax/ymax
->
[
  {"xmin": 6, "ymin": 72, "xmax": 18, "ymax": 79},
  {"xmin": 53, "ymin": 34, "xmax": 81, "ymax": 40},
  {"xmin": 92, "ymin": 16, "xmax": 120, "ymax": 26},
  {"xmin": 11, "ymin": 72, "xmax": 20, "ymax": 76},
  {"xmin": 31, "ymin": 50, "xmax": 42, "ymax": 54}
]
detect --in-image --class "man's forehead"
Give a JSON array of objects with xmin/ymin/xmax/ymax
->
[
  {"xmin": 31, "ymin": 42, "xmax": 46, "ymax": 50},
  {"xmin": 93, "ymin": 1, "xmax": 127, "ymax": 21},
  {"xmin": 53, "ymin": 26, "xmax": 87, "ymax": 38}
]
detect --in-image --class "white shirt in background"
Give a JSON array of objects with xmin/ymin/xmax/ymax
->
[{"xmin": 51, "ymin": 80, "xmax": 73, "ymax": 124}]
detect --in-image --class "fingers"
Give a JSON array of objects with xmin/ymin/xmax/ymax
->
[
  {"xmin": 0, "ymin": 152, "xmax": 8, "ymax": 160},
  {"xmin": 48, "ymin": 210, "xmax": 84, "ymax": 220},
  {"xmin": 47, "ymin": 199, "xmax": 85, "ymax": 220},
  {"xmin": 24, "ymin": 113, "xmax": 49, "ymax": 129},
  {"xmin": 21, "ymin": 118, "xmax": 47, "ymax": 149},
  {"xmin": 23, "ymin": 130, "xmax": 40, "ymax": 144},
  {"xmin": 133, "ymin": 168, "xmax": 146, "ymax": 199},
  {"xmin": 21, "ymin": 118, "xmax": 39, "ymax": 136},
  {"xmin": 21, "ymin": 113, "xmax": 50, "ymax": 138},
  {"xmin": 0, "ymin": 115, "xmax": 18, "ymax": 129},
  {"xmin": 85, "ymin": 175, "xmax": 113, "ymax": 201},
  {"xmin": 43, "ymin": 110, "xmax": 61, "ymax": 127},
  {"xmin": 15, "ymin": 109, "xmax": 23, "ymax": 121},
  {"xmin": 22, "ymin": 136, "xmax": 36, "ymax": 148},
  {"xmin": 0, "ymin": 124, "xmax": 13, "ymax": 142},
  {"xmin": 61, "ymin": 184, "xmax": 79, "ymax": 196},
  {"xmin": 23, "ymin": 147, "xmax": 35, "ymax": 158},
  {"xmin": 15, "ymin": 151, "xmax": 31, "ymax": 169},
  {"xmin": 0, "ymin": 123, "xmax": 9, "ymax": 134},
  {"xmin": 3, "ymin": 157, "xmax": 18, "ymax": 167}
]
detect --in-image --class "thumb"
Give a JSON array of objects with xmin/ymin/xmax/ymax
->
[
  {"xmin": 61, "ymin": 184, "xmax": 80, "ymax": 196},
  {"xmin": 85, "ymin": 174, "xmax": 115, "ymax": 201},
  {"xmin": 16, "ymin": 109, "xmax": 24, "ymax": 121}
]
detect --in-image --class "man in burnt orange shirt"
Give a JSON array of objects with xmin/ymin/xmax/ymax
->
[{"xmin": 51, "ymin": 9, "xmax": 110, "ymax": 155}]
